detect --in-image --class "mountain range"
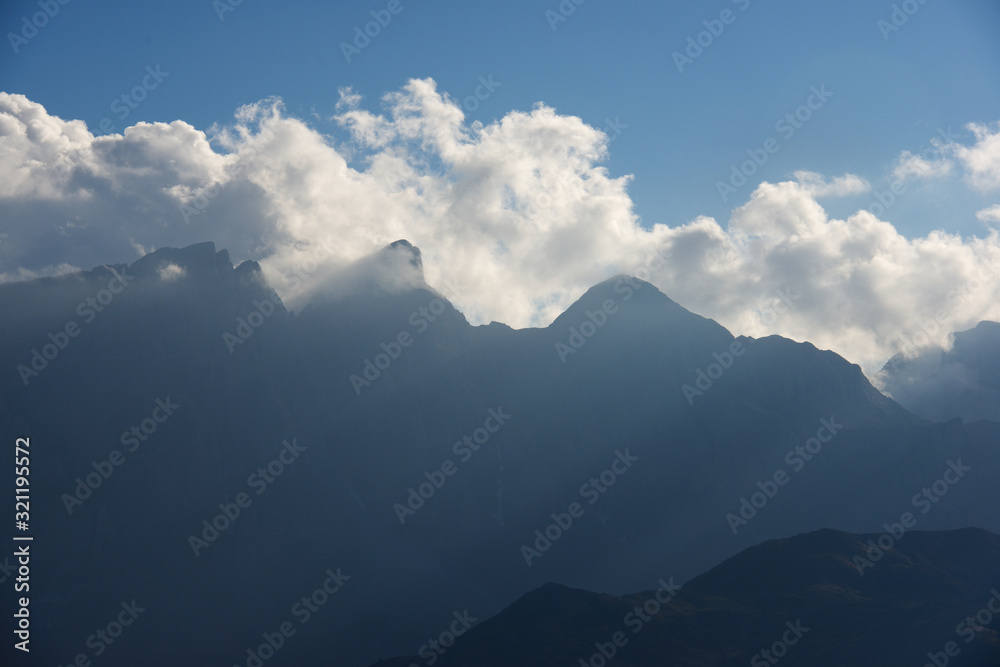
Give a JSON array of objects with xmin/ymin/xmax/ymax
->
[{"xmin": 0, "ymin": 240, "xmax": 997, "ymax": 666}]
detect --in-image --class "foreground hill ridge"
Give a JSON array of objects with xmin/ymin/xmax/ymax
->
[{"xmin": 373, "ymin": 527, "xmax": 1000, "ymax": 666}]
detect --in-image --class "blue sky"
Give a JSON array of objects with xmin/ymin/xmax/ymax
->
[
  {"xmin": 2, "ymin": 0, "xmax": 1000, "ymax": 372},
  {"xmin": 3, "ymin": 0, "xmax": 998, "ymax": 237}
]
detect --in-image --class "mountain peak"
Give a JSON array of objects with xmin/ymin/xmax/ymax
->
[
  {"xmin": 291, "ymin": 239, "xmax": 429, "ymax": 308},
  {"xmin": 347, "ymin": 238, "xmax": 428, "ymax": 295},
  {"xmin": 550, "ymin": 272, "xmax": 733, "ymax": 345},
  {"xmin": 127, "ymin": 241, "xmax": 234, "ymax": 281},
  {"xmin": 382, "ymin": 239, "xmax": 423, "ymax": 273}
]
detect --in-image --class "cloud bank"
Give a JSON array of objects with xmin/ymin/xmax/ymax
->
[{"xmin": 1, "ymin": 81, "xmax": 999, "ymax": 376}]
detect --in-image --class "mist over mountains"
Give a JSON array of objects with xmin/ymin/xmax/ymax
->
[
  {"xmin": 878, "ymin": 320, "xmax": 1000, "ymax": 424},
  {"xmin": 1, "ymin": 241, "xmax": 998, "ymax": 666},
  {"xmin": 4, "ymin": 88, "xmax": 1000, "ymax": 378}
]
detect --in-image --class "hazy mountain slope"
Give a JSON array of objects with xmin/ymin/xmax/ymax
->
[
  {"xmin": 0, "ymin": 241, "xmax": 997, "ymax": 666},
  {"xmin": 877, "ymin": 321, "xmax": 1000, "ymax": 423}
]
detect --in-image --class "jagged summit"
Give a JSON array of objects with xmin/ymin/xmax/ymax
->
[
  {"xmin": 127, "ymin": 241, "xmax": 232, "ymax": 278},
  {"xmin": 381, "ymin": 239, "xmax": 423, "ymax": 273}
]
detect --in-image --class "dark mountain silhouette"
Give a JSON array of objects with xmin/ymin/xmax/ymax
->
[
  {"xmin": 0, "ymin": 241, "xmax": 997, "ymax": 666},
  {"xmin": 372, "ymin": 528, "xmax": 1000, "ymax": 666}
]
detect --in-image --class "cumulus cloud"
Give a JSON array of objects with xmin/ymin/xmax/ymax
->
[
  {"xmin": 1, "ymin": 84, "xmax": 1000, "ymax": 376},
  {"xmin": 953, "ymin": 122, "xmax": 1000, "ymax": 192},
  {"xmin": 891, "ymin": 150, "xmax": 953, "ymax": 181},
  {"xmin": 793, "ymin": 171, "xmax": 869, "ymax": 197},
  {"xmin": 889, "ymin": 122, "xmax": 1000, "ymax": 192},
  {"xmin": 977, "ymin": 204, "xmax": 1000, "ymax": 226}
]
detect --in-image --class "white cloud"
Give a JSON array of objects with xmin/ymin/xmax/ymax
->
[
  {"xmin": 2, "ymin": 85, "xmax": 1000, "ymax": 377},
  {"xmin": 794, "ymin": 171, "xmax": 870, "ymax": 197},
  {"xmin": 0, "ymin": 262, "xmax": 80, "ymax": 284},
  {"xmin": 952, "ymin": 122, "xmax": 1000, "ymax": 192},
  {"xmin": 891, "ymin": 149, "xmax": 953, "ymax": 181},
  {"xmin": 889, "ymin": 123, "xmax": 1000, "ymax": 191},
  {"xmin": 157, "ymin": 263, "xmax": 186, "ymax": 281},
  {"xmin": 976, "ymin": 204, "xmax": 1000, "ymax": 226}
]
